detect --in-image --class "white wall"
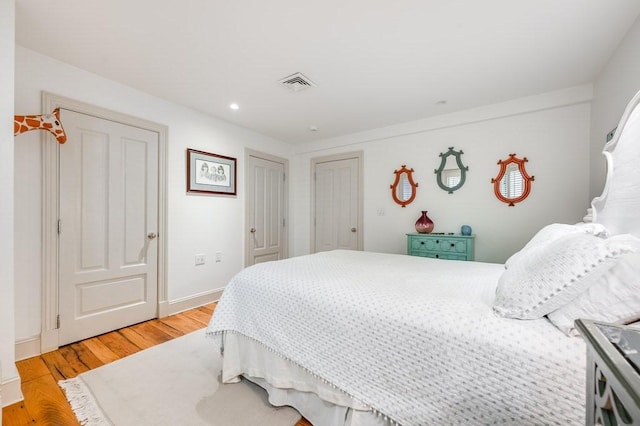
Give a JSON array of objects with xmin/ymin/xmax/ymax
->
[
  {"xmin": 14, "ymin": 47, "xmax": 293, "ymax": 346},
  {"xmin": 1, "ymin": 0, "xmax": 20, "ymax": 407},
  {"xmin": 590, "ymin": 15, "xmax": 640, "ymax": 200},
  {"xmin": 291, "ymin": 86, "xmax": 593, "ymax": 263}
]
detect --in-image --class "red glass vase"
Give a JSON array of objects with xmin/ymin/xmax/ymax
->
[{"xmin": 415, "ymin": 211, "xmax": 434, "ymax": 234}]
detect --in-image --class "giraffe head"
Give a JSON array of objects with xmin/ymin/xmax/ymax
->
[{"xmin": 14, "ymin": 108, "xmax": 67, "ymax": 144}]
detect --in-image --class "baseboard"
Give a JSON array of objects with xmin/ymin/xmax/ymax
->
[
  {"xmin": 15, "ymin": 336, "xmax": 41, "ymax": 361},
  {"xmin": 163, "ymin": 288, "xmax": 224, "ymax": 317},
  {"xmin": 1, "ymin": 375, "xmax": 23, "ymax": 408},
  {"xmin": 14, "ymin": 290, "xmax": 223, "ymax": 362}
]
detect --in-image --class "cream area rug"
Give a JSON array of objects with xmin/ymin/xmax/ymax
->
[{"xmin": 59, "ymin": 329, "xmax": 301, "ymax": 426}]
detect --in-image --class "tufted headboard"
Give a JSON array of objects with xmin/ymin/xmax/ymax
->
[{"xmin": 591, "ymin": 90, "xmax": 640, "ymax": 239}]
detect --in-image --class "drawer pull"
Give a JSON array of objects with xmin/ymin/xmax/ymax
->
[
  {"xmin": 450, "ymin": 243, "xmax": 455, "ymax": 247},
  {"xmin": 435, "ymin": 254, "xmax": 439, "ymax": 258},
  {"xmin": 436, "ymin": 239, "xmax": 439, "ymax": 244},
  {"xmin": 420, "ymin": 241, "xmax": 425, "ymax": 245}
]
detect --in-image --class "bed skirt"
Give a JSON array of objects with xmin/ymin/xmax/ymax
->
[{"xmin": 218, "ymin": 332, "xmax": 389, "ymax": 426}]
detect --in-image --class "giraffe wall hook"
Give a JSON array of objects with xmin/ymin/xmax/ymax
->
[{"xmin": 14, "ymin": 108, "xmax": 67, "ymax": 144}]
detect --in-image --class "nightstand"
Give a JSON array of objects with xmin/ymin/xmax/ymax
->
[
  {"xmin": 575, "ymin": 319, "xmax": 640, "ymax": 425},
  {"xmin": 406, "ymin": 233, "xmax": 475, "ymax": 261}
]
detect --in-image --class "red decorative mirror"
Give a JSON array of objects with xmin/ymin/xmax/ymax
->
[
  {"xmin": 491, "ymin": 154, "xmax": 534, "ymax": 206},
  {"xmin": 390, "ymin": 165, "xmax": 418, "ymax": 207}
]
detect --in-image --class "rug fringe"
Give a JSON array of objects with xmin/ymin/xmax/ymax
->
[{"xmin": 59, "ymin": 378, "xmax": 112, "ymax": 425}]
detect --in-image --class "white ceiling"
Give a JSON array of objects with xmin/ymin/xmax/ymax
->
[{"xmin": 15, "ymin": 0, "xmax": 640, "ymax": 144}]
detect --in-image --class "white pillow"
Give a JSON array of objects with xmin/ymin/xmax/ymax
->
[
  {"xmin": 494, "ymin": 233, "xmax": 640, "ymax": 320},
  {"xmin": 504, "ymin": 223, "xmax": 608, "ymax": 269},
  {"xmin": 547, "ymin": 251, "xmax": 640, "ymax": 336}
]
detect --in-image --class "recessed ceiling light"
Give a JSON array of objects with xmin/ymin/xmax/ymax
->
[
  {"xmin": 309, "ymin": 125, "xmax": 318, "ymax": 132},
  {"xmin": 229, "ymin": 103, "xmax": 240, "ymax": 110},
  {"xmin": 435, "ymin": 100, "xmax": 447, "ymax": 106}
]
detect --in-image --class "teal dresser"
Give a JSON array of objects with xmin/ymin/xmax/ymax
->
[{"xmin": 406, "ymin": 233, "xmax": 475, "ymax": 261}]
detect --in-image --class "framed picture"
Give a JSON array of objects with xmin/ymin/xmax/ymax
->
[{"xmin": 187, "ymin": 148, "xmax": 237, "ymax": 195}]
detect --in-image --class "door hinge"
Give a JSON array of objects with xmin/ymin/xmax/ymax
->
[
  {"xmin": 283, "ymin": 218, "xmax": 285, "ymax": 227},
  {"xmin": 57, "ymin": 219, "xmax": 61, "ymax": 235},
  {"xmin": 283, "ymin": 172, "xmax": 286, "ymax": 182},
  {"xmin": 56, "ymin": 314, "xmax": 60, "ymax": 329}
]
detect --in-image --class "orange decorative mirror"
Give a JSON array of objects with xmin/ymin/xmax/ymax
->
[
  {"xmin": 390, "ymin": 165, "xmax": 418, "ymax": 207},
  {"xmin": 491, "ymin": 154, "xmax": 534, "ymax": 206}
]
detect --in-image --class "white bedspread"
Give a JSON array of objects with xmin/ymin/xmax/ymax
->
[{"xmin": 207, "ymin": 250, "xmax": 586, "ymax": 426}]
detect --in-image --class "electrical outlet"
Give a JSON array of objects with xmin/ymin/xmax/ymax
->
[
  {"xmin": 215, "ymin": 251, "xmax": 222, "ymax": 263},
  {"xmin": 195, "ymin": 254, "xmax": 205, "ymax": 266}
]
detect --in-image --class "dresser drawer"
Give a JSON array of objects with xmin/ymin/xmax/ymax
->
[
  {"xmin": 437, "ymin": 237, "xmax": 468, "ymax": 254},
  {"xmin": 418, "ymin": 252, "xmax": 468, "ymax": 261},
  {"xmin": 409, "ymin": 236, "xmax": 467, "ymax": 253},
  {"xmin": 406, "ymin": 233, "xmax": 475, "ymax": 261}
]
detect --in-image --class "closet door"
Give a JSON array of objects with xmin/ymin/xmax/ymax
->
[
  {"xmin": 312, "ymin": 153, "xmax": 362, "ymax": 253},
  {"xmin": 246, "ymin": 151, "xmax": 288, "ymax": 265},
  {"xmin": 58, "ymin": 109, "xmax": 159, "ymax": 345}
]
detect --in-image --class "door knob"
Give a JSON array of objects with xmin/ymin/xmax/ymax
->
[
  {"xmin": 147, "ymin": 232, "xmax": 157, "ymax": 239},
  {"xmin": 351, "ymin": 227, "xmax": 357, "ymax": 233},
  {"xmin": 250, "ymin": 228, "xmax": 256, "ymax": 233}
]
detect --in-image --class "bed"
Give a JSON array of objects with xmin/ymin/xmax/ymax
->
[{"xmin": 207, "ymin": 89, "xmax": 640, "ymax": 426}]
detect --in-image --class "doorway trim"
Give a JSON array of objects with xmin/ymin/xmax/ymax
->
[
  {"xmin": 40, "ymin": 92, "xmax": 168, "ymax": 353},
  {"xmin": 310, "ymin": 151, "xmax": 364, "ymax": 253}
]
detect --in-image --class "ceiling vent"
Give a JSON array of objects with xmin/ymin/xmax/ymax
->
[{"xmin": 278, "ymin": 72, "xmax": 316, "ymax": 92}]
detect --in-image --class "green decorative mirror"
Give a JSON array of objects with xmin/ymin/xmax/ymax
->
[{"xmin": 434, "ymin": 147, "xmax": 468, "ymax": 194}]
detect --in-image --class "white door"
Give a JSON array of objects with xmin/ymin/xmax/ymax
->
[
  {"xmin": 58, "ymin": 109, "xmax": 159, "ymax": 345},
  {"xmin": 247, "ymin": 152, "xmax": 287, "ymax": 265},
  {"xmin": 313, "ymin": 154, "xmax": 362, "ymax": 252}
]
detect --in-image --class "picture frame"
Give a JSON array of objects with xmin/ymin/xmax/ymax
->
[{"xmin": 187, "ymin": 148, "xmax": 237, "ymax": 195}]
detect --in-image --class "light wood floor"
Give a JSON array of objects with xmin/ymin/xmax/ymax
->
[{"xmin": 2, "ymin": 303, "xmax": 312, "ymax": 426}]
